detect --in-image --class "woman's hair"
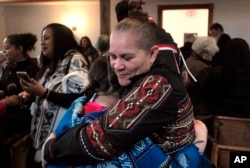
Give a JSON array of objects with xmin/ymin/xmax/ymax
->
[
  {"xmin": 114, "ymin": 17, "xmax": 156, "ymax": 52},
  {"xmin": 80, "ymin": 36, "xmax": 94, "ymax": 49},
  {"xmin": 5, "ymin": 33, "xmax": 37, "ymax": 56},
  {"xmin": 192, "ymin": 36, "xmax": 219, "ymax": 56},
  {"xmin": 96, "ymin": 34, "xmax": 110, "ymax": 55},
  {"xmin": 80, "ymin": 36, "xmax": 99, "ymax": 64},
  {"xmin": 38, "ymin": 23, "xmax": 88, "ymax": 78},
  {"xmin": 84, "ymin": 56, "xmax": 123, "ymax": 99},
  {"xmin": 222, "ymin": 38, "xmax": 250, "ymax": 76}
]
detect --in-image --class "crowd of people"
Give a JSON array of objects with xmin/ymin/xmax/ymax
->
[
  {"xmin": 180, "ymin": 22, "xmax": 250, "ymax": 119},
  {"xmin": 0, "ymin": 0, "xmax": 249, "ymax": 168},
  {"xmin": 179, "ymin": 21, "xmax": 250, "ymax": 159}
]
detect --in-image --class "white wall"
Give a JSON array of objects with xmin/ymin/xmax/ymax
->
[
  {"xmin": 111, "ymin": 0, "xmax": 250, "ymax": 47},
  {"xmin": 1, "ymin": 0, "xmax": 250, "ymax": 56},
  {"xmin": 1, "ymin": 1, "xmax": 100, "ymax": 57}
]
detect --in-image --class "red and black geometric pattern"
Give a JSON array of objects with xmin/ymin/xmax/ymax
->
[
  {"xmin": 83, "ymin": 74, "xmax": 173, "ymax": 157},
  {"xmin": 107, "ymin": 75, "xmax": 172, "ymax": 130}
]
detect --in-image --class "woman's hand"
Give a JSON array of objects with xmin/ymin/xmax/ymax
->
[
  {"xmin": 19, "ymin": 78, "xmax": 47, "ymax": 97},
  {"xmin": 18, "ymin": 91, "xmax": 31, "ymax": 102},
  {"xmin": 4, "ymin": 95, "xmax": 24, "ymax": 106},
  {"xmin": 41, "ymin": 133, "xmax": 56, "ymax": 168}
]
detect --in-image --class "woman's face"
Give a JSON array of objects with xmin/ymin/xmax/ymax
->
[
  {"xmin": 109, "ymin": 30, "xmax": 157, "ymax": 86},
  {"xmin": 2, "ymin": 38, "xmax": 22, "ymax": 62},
  {"xmin": 81, "ymin": 38, "xmax": 89, "ymax": 48},
  {"xmin": 41, "ymin": 28, "xmax": 54, "ymax": 58}
]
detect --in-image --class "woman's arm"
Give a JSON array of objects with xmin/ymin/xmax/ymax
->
[
  {"xmin": 20, "ymin": 78, "xmax": 82, "ymax": 108},
  {"xmin": 0, "ymin": 95, "xmax": 24, "ymax": 116},
  {"xmin": 193, "ymin": 119, "xmax": 208, "ymax": 153},
  {"xmin": 46, "ymin": 91, "xmax": 83, "ymax": 108},
  {"xmin": 42, "ymin": 74, "xmax": 182, "ymax": 165}
]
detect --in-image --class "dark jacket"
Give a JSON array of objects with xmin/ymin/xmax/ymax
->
[
  {"xmin": 212, "ymin": 33, "xmax": 231, "ymax": 67},
  {"xmin": 183, "ymin": 54, "xmax": 212, "ymax": 117},
  {"xmin": 0, "ymin": 57, "xmax": 39, "ymax": 137},
  {"xmin": 209, "ymin": 38, "xmax": 250, "ymax": 118},
  {"xmin": 208, "ymin": 65, "xmax": 250, "ymax": 118},
  {"xmin": 43, "ymin": 48, "xmax": 195, "ymax": 166}
]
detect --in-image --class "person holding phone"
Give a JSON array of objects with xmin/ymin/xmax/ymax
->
[
  {"xmin": 0, "ymin": 33, "xmax": 39, "ymax": 167},
  {"xmin": 18, "ymin": 23, "xmax": 90, "ymax": 168}
]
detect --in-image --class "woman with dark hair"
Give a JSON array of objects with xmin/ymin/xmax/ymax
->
[
  {"xmin": 46, "ymin": 56, "xmax": 125, "ymax": 168},
  {"xmin": 0, "ymin": 33, "xmax": 39, "ymax": 138},
  {"xmin": 0, "ymin": 33, "xmax": 39, "ymax": 167},
  {"xmin": 37, "ymin": 24, "xmax": 90, "ymax": 79},
  {"xmin": 209, "ymin": 38, "xmax": 250, "ymax": 118},
  {"xmin": 18, "ymin": 23, "xmax": 89, "ymax": 167},
  {"xmin": 80, "ymin": 36, "xmax": 99, "ymax": 64}
]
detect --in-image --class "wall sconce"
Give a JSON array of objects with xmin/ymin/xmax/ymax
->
[
  {"xmin": 72, "ymin": 25, "xmax": 77, "ymax": 31},
  {"xmin": 64, "ymin": 14, "xmax": 82, "ymax": 32}
]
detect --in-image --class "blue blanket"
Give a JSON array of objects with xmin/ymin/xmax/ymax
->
[{"xmin": 47, "ymin": 96, "xmax": 211, "ymax": 168}]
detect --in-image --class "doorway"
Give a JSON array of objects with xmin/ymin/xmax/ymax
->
[{"xmin": 158, "ymin": 4, "xmax": 213, "ymax": 48}]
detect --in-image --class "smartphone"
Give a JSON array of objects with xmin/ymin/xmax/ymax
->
[{"xmin": 16, "ymin": 71, "xmax": 31, "ymax": 82}]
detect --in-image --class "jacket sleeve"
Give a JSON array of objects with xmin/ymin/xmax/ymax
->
[
  {"xmin": 47, "ymin": 91, "xmax": 83, "ymax": 108},
  {"xmin": 44, "ymin": 74, "xmax": 178, "ymax": 165},
  {"xmin": 46, "ymin": 53, "xmax": 89, "ymax": 109}
]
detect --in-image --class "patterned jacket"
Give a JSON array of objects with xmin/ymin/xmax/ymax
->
[
  {"xmin": 44, "ymin": 47, "xmax": 195, "ymax": 166},
  {"xmin": 31, "ymin": 49, "xmax": 89, "ymax": 149}
]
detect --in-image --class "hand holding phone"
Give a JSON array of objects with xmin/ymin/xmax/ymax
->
[{"xmin": 16, "ymin": 71, "xmax": 31, "ymax": 82}]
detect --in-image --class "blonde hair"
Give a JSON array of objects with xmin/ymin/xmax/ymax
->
[{"xmin": 192, "ymin": 36, "xmax": 219, "ymax": 56}]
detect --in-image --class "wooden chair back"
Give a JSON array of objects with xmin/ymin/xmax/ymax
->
[{"xmin": 211, "ymin": 115, "xmax": 250, "ymax": 168}]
